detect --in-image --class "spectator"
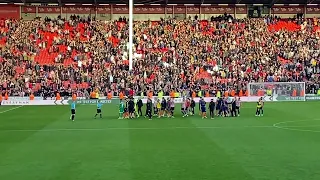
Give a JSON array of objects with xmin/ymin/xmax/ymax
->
[{"xmin": 0, "ymin": 15, "xmax": 319, "ymax": 98}]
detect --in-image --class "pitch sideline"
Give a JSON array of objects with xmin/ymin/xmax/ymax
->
[{"xmin": 0, "ymin": 106, "xmax": 23, "ymax": 114}]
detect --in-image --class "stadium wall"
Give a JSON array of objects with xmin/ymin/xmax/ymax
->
[
  {"xmin": 1, "ymin": 94, "xmax": 319, "ymax": 105},
  {"xmin": 2, "ymin": 96, "xmax": 260, "ymax": 105},
  {"xmin": 4, "ymin": 4, "xmax": 318, "ymax": 21},
  {"xmin": 305, "ymin": 6, "xmax": 320, "ymax": 18}
]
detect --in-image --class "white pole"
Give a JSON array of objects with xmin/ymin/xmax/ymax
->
[{"xmin": 129, "ymin": 0, "xmax": 133, "ymax": 70}]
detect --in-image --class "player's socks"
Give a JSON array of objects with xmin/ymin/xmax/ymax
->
[
  {"xmin": 72, "ymin": 115, "xmax": 75, "ymax": 121},
  {"xmin": 100, "ymin": 114, "xmax": 102, "ymax": 118},
  {"xmin": 119, "ymin": 113, "xmax": 123, "ymax": 119}
]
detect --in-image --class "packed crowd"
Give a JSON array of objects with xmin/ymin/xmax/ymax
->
[{"xmin": 0, "ymin": 15, "xmax": 320, "ymax": 98}]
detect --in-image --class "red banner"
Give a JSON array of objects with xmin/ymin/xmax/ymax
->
[
  {"xmin": 97, "ymin": 6, "xmax": 111, "ymax": 14},
  {"xmin": 306, "ymin": 6, "xmax": 320, "ymax": 14},
  {"xmin": 186, "ymin": 6, "xmax": 200, "ymax": 14},
  {"xmin": 22, "ymin": 6, "xmax": 36, "ymax": 13},
  {"xmin": 236, "ymin": 6, "xmax": 247, "ymax": 14},
  {"xmin": 271, "ymin": 6, "xmax": 303, "ymax": 14},
  {"xmin": 38, "ymin": 7, "xmax": 61, "ymax": 14},
  {"xmin": 134, "ymin": 6, "xmax": 165, "ymax": 14},
  {"xmin": 62, "ymin": 6, "xmax": 95, "ymax": 14},
  {"xmin": 0, "ymin": 5, "xmax": 20, "ymax": 19},
  {"xmin": 174, "ymin": 6, "xmax": 186, "ymax": 14},
  {"xmin": 113, "ymin": 5, "xmax": 129, "ymax": 14},
  {"xmin": 166, "ymin": 6, "xmax": 173, "ymax": 14},
  {"xmin": 201, "ymin": 6, "xmax": 235, "ymax": 14}
]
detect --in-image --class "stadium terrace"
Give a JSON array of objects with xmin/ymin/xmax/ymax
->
[{"xmin": 1, "ymin": 1, "xmax": 320, "ymax": 180}]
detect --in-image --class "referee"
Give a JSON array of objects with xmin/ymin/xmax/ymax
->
[
  {"xmin": 70, "ymin": 100, "xmax": 76, "ymax": 121},
  {"xmin": 94, "ymin": 100, "xmax": 103, "ymax": 119}
]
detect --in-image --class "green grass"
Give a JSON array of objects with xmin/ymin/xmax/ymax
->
[{"xmin": 1, "ymin": 102, "xmax": 320, "ymax": 180}]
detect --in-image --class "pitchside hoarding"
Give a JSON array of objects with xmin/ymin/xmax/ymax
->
[{"xmin": 0, "ymin": 5, "xmax": 20, "ymax": 19}]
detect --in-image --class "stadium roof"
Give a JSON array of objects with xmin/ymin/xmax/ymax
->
[{"xmin": 2, "ymin": 0, "xmax": 320, "ymax": 6}]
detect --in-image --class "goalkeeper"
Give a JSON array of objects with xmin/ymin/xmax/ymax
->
[{"xmin": 118, "ymin": 99, "xmax": 125, "ymax": 119}]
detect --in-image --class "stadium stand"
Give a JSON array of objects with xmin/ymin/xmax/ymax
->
[{"xmin": 0, "ymin": 14, "xmax": 320, "ymax": 98}]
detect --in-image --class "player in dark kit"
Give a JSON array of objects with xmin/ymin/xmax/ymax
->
[
  {"xmin": 190, "ymin": 98, "xmax": 195, "ymax": 115},
  {"xmin": 137, "ymin": 98, "xmax": 143, "ymax": 117},
  {"xmin": 218, "ymin": 97, "xmax": 228, "ymax": 117},
  {"xmin": 160, "ymin": 97, "xmax": 167, "ymax": 117},
  {"xmin": 128, "ymin": 98, "xmax": 135, "ymax": 119},
  {"xmin": 230, "ymin": 98, "xmax": 237, "ymax": 117},
  {"xmin": 146, "ymin": 98, "xmax": 153, "ymax": 120},
  {"xmin": 216, "ymin": 97, "xmax": 222, "ymax": 116},
  {"xmin": 166, "ymin": 97, "xmax": 171, "ymax": 117},
  {"xmin": 209, "ymin": 99, "xmax": 215, "ymax": 119},
  {"xmin": 200, "ymin": 97, "xmax": 207, "ymax": 119}
]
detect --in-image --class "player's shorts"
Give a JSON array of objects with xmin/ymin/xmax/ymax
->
[
  {"xmin": 129, "ymin": 107, "xmax": 134, "ymax": 113},
  {"xmin": 161, "ymin": 107, "xmax": 166, "ymax": 111},
  {"xmin": 171, "ymin": 107, "xmax": 174, "ymax": 111},
  {"xmin": 97, "ymin": 109, "xmax": 101, "ymax": 113},
  {"xmin": 71, "ymin": 109, "xmax": 76, "ymax": 115},
  {"xmin": 216, "ymin": 106, "xmax": 220, "ymax": 111},
  {"xmin": 124, "ymin": 108, "xmax": 128, "ymax": 112},
  {"xmin": 201, "ymin": 107, "xmax": 206, "ymax": 112},
  {"xmin": 181, "ymin": 107, "xmax": 185, "ymax": 111},
  {"xmin": 236, "ymin": 106, "xmax": 240, "ymax": 109}
]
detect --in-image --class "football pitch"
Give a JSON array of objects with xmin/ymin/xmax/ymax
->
[{"xmin": 1, "ymin": 102, "xmax": 320, "ymax": 180}]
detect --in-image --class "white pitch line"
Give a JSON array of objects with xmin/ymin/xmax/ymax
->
[
  {"xmin": 273, "ymin": 119, "xmax": 320, "ymax": 133},
  {"xmin": 0, "ymin": 125, "xmax": 274, "ymax": 132},
  {"xmin": 0, "ymin": 106, "xmax": 23, "ymax": 114}
]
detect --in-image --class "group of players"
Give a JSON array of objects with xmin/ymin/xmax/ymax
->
[
  {"xmin": 117, "ymin": 96, "xmax": 251, "ymax": 120},
  {"xmin": 200, "ymin": 97, "xmax": 242, "ymax": 119},
  {"xmin": 69, "ymin": 96, "xmax": 264, "ymax": 121},
  {"xmin": 118, "ymin": 97, "xmax": 176, "ymax": 120}
]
